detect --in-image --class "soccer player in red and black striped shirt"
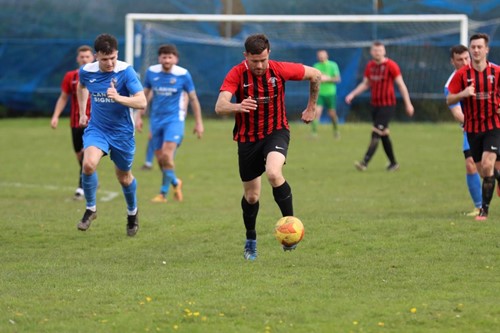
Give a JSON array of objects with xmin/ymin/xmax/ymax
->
[
  {"xmin": 447, "ymin": 33, "xmax": 500, "ymax": 221},
  {"xmin": 345, "ymin": 41, "xmax": 414, "ymax": 172},
  {"xmin": 215, "ymin": 34, "xmax": 321, "ymax": 260},
  {"xmin": 50, "ymin": 45, "xmax": 93, "ymax": 200}
]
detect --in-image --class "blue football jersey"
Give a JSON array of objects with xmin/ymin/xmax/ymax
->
[
  {"xmin": 144, "ymin": 64, "xmax": 195, "ymax": 129},
  {"xmin": 79, "ymin": 60, "xmax": 143, "ymax": 141}
]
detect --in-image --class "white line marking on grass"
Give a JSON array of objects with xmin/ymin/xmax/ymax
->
[{"xmin": 0, "ymin": 182, "xmax": 120, "ymax": 202}]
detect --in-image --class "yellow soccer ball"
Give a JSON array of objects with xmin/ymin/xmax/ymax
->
[{"xmin": 274, "ymin": 216, "xmax": 305, "ymax": 248}]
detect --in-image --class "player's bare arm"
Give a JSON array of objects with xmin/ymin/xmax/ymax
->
[
  {"xmin": 449, "ymin": 104, "xmax": 465, "ymax": 123},
  {"xmin": 135, "ymin": 88, "xmax": 152, "ymax": 132},
  {"xmin": 188, "ymin": 90, "xmax": 204, "ymax": 139},
  {"xmin": 301, "ymin": 65, "xmax": 321, "ymax": 123},
  {"xmin": 345, "ymin": 77, "xmax": 370, "ymax": 104},
  {"xmin": 51, "ymin": 91, "xmax": 70, "ymax": 129},
  {"xmin": 321, "ymin": 74, "xmax": 341, "ymax": 84},
  {"xmin": 447, "ymin": 84, "xmax": 475, "ymax": 105},
  {"xmin": 215, "ymin": 91, "xmax": 257, "ymax": 115},
  {"xmin": 333, "ymin": 73, "xmax": 341, "ymax": 83},
  {"xmin": 106, "ymin": 80, "xmax": 147, "ymax": 109},
  {"xmin": 76, "ymin": 82, "xmax": 89, "ymax": 127},
  {"xmin": 394, "ymin": 75, "xmax": 414, "ymax": 117}
]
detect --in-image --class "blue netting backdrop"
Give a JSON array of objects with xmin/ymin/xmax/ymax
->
[
  {"xmin": 132, "ymin": 18, "xmax": 468, "ymax": 121},
  {"xmin": 1, "ymin": 0, "xmax": 500, "ymax": 119}
]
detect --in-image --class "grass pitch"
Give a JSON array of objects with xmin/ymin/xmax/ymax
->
[{"xmin": 0, "ymin": 118, "xmax": 499, "ymax": 333}]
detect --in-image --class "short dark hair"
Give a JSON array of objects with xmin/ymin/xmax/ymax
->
[
  {"xmin": 244, "ymin": 34, "xmax": 270, "ymax": 55},
  {"xmin": 94, "ymin": 34, "xmax": 118, "ymax": 55},
  {"xmin": 449, "ymin": 44, "xmax": 468, "ymax": 58},
  {"xmin": 158, "ymin": 44, "xmax": 178, "ymax": 57},
  {"xmin": 372, "ymin": 41, "xmax": 384, "ymax": 47},
  {"xmin": 77, "ymin": 45, "xmax": 93, "ymax": 54},
  {"xmin": 469, "ymin": 33, "xmax": 489, "ymax": 46}
]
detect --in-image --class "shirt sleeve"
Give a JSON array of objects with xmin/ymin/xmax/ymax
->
[
  {"xmin": 275, "ymin": 62, "xmax": 305, "ymax": 81},
  {"xmin": 388, "ymin": 60, "xmax": 401, "ymax": 78},
  {"xmin": 125, "ymin": 66, "xmax": 144, "ymax": 95},
  {"xmin": 143, "ymin": 70, "xmax": 152, "ymax": 89},
  {"xmin": 332, "ymin": 62, "xmax": 340, "ymax": 76},
  {"xmin": 183, "ymin": 71, "xmax": 195, "ymax": 93},
  {"xmin": 444, "ymin": 86, "xmax": 460, "ymax": 109},
  {"xmin": 78, "ymin": 67, "xmax": 86, "ymax": 86},
  {"xmin": 447, "ymin": 71, "xmax": 462, "ymax": 94},
  {"xmin": 363, "ymin": 62, "xmax": 371, "ymax": 80},
  {"xmin": 61, "ymin": 71, "xmax": 73, "ymax": 94},
  {"xmin": 220, "ymin": 66, "xmax": 240, "ymax": 94},
  {"xmin": 444, "ymin": 72, "xmax": 460, "ymax": 109}
]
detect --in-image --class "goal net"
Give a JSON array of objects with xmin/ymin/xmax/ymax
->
[{"xmin": 125, "ymin": 14, "xmax": 468, "ymax": 117}]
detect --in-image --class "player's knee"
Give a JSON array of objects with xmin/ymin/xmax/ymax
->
[
  {"xmin": 244, "ymin": 192, "xmax": 260, "ymax": 204},
  {"xmin": 157, "ymin": 153, "xmax": 174, "ymax": 168},
  {"xmin": 163, "ymin": 159, "xmax": 175, "ymax": 169},
  {"xmin": 266, "ymin": 170, "xmax": 284, "ymax": 187},
  {"xmin": 82, "ymin": 161, "xmax": 97, "ymax": 175},
  {"xmin": 465, "ymin": 158, "xmax": 477, "ymax": 173},
  {"xmin": 117, "ymin": 172, "xmax": 134, "ymax": 187}
]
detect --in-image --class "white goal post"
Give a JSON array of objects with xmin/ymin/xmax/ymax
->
[
  {"xmin": 124, "ymin": 13, "xmax": 469, "ymax": 117},
  {"xmin": 125, "ymin": 14, "xmax": 468, "ymax": 68}
]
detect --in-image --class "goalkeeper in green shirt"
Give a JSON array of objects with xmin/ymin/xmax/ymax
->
[{"xmin": 312, "ymin": 50, "xmax": 341, "ymax": 138}]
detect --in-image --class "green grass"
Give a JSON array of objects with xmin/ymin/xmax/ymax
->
[{"xmin": 0, "ymin": 118, "xmax": 499, "ymax": 333}]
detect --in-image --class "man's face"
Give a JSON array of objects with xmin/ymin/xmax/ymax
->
[
  {"xmin": 77, "ymin": 50, "xmax": 94, "ymax": 67},
  {"xmin": 317, "ymin": 50, "xmax": 328, "ymax": 62},
  {"xmin": 370, "ymin": 45, "xmax": 386, "ymax": 63},
  {"xmin": 159, "ymin": 53, "xmax": 178, "ymax": 72},
  {"xmin": 244, "ymin": 48, "xmax": 270, "ymax": 76},
  {"xmin": 469, "ymin": 38, "xmax": 488, "ymax": 63},
  {"xmin": 96, "ymin": 50, "xmax": 118, "ymax": 73},
  {"xmin": 451, "ymin": 51, "xmax": 470, "ymax": 70}
]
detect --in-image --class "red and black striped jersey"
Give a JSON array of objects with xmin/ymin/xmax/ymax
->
[
  {"xmin": 448, "ymin": 62, "xmax": 500, "ymax": 133},
  {"xmin": 219, "ymin": 60, "xmax": 305, "ymax": 142},
  {"xmin": 364, "ymin": 58, "xmax": 401, "ymax": 107},
  {"xmin": 61, "ymin": 69, "xmax": 91, "ymax": 128}
]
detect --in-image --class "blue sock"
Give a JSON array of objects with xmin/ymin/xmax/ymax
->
[
  {"xmin": 169, "ymin": 169, "xmax": 179, "ymax": 187},
  {"xmin": 82, "ymin": 172, "xmax": 98, "ymax": 208},
  {"xmin": 145, "ymin": 139, "xmax": 154, "ymax": 165},
  {"xmin": 161, "ymin": 169, "xmax": 176, "ymax": 194},
  {"xmin": 122, "ymin": 178, "xmax": 137, "ymax": 211},
  {"xmin": 466, "ymin": 173, "xmax": 482, "ymax": 208},
  {"xmin": 169, "ymin": 148, "xmax": 179, "ymax": 187}
]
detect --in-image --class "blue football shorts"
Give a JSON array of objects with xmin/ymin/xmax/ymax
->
[
  {"xmin": 151, "ymin": 121, "xmax": 185, "ymax": 151},
  {"xmin": 83, "ymin": 126, "xmax": 135, "ymax": 171}
]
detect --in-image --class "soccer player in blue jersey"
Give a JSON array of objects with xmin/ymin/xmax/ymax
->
[
  {"xmin": 76, "ymin": 33, "xmax": 147, "ymax": 236},
  {"xmin": 444, "ymin": 45, "xmax": 482, "ymax": 216},
  {"xmin": 140, "ymin": 92, "xmax": 190, "ymax": 171},
  {"xmin": 136, "ymin": 44, "xmax": 204, "ymax": 203}
]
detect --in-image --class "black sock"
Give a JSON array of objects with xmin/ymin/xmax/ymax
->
[
  {"xmin": 241, "ymin": 197, "xmax": 259, "ymax": 240},
  {"xmin": 78, "ymin": 155, "xmax": 83, "ymax": 188},
  {"xmin": 78, "ymin": 168, "xmax": 83, "ymax": 189},
  {"xmin": 482, "ymin": 176, "xmax": 495, "ymax": 211},
  {"xmin": 363, "ymin": 132, "xmax": 380, "ymax": 164},
  {"xmin": 381, "ymin": 135, "xmax": 396, "ymax": 164},
  {"xmin": 494, "ymin": 168, "xmax": 500, "ymax": 182},
  {"xmin": 273, "ymin": 181, "xmax": 293, "ymax": 217}
]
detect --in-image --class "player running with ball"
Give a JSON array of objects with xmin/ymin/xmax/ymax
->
[{"xmin": 215, "ymin": 34, "xmax": 321, "ymax": 260}]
